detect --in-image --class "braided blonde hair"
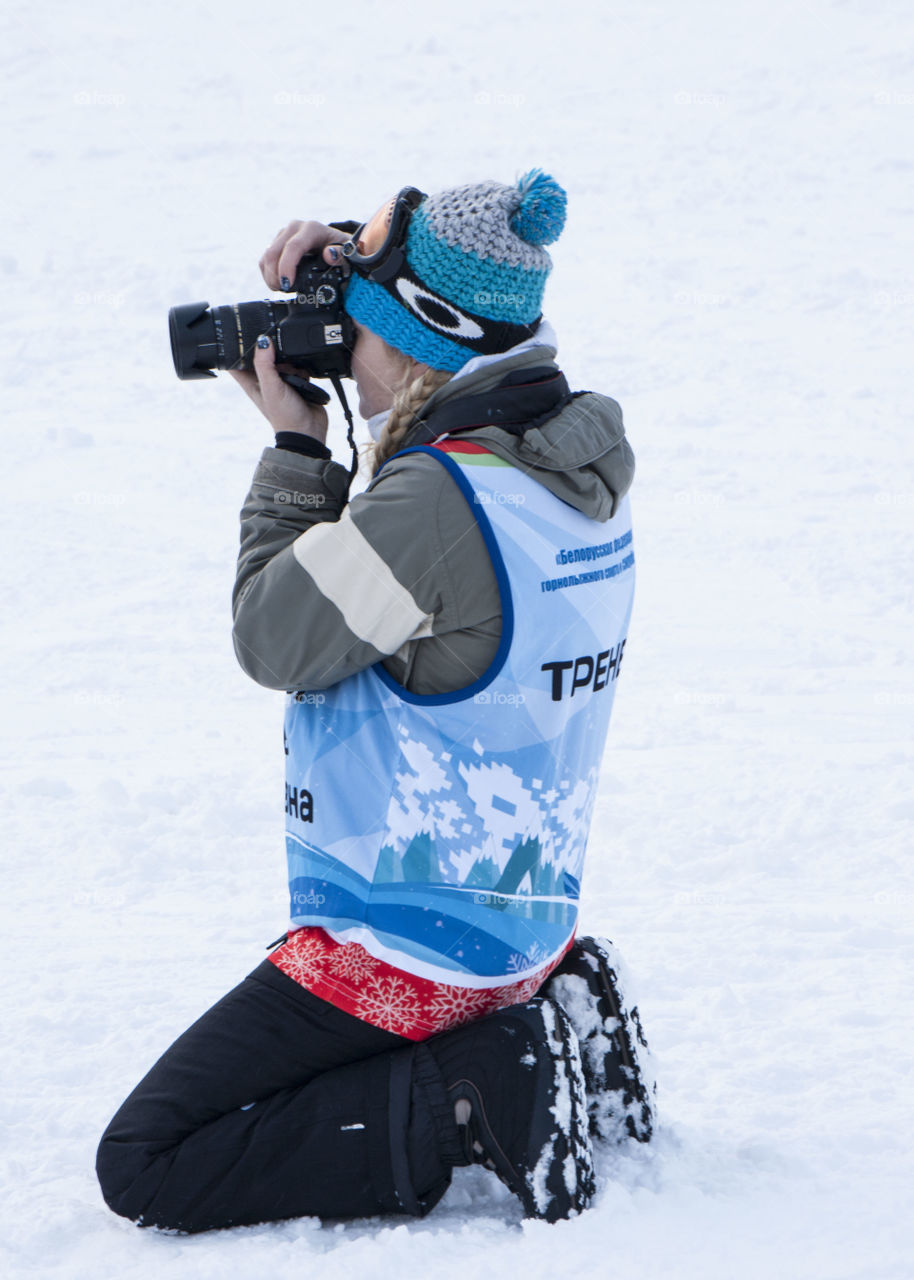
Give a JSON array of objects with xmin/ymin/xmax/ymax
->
[{"xmin": 368, "ymin": 360, "xmax": 455, "ymax": 475}]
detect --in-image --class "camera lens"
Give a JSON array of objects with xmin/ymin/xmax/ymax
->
[{"xmin": 169, "ymin": 300, "xmax": 285, "ymax": 379}]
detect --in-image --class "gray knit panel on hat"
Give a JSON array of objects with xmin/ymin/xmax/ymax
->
[{"xmin": 421, "ymin": 180, "xmax": 553, "ymax": 272}]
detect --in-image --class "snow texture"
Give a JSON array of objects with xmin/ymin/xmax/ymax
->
[{"xmin": 2, "ymin": 0, "xmax": 914, "ymax": 1276}]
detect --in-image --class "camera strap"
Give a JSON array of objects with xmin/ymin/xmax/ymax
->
[{"xmin": 328, "ymin": 373, "xmax": 360, "ymax": 480}]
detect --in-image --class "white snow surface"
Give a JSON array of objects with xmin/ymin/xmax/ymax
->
[{"xmin": 2, "ymin": 1, "xmax": 913, "ymax": 1276}]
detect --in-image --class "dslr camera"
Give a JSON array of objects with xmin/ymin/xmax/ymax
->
[{"xmin": 169, "ymin": 255, "xmax": 354, "ymax": 390}]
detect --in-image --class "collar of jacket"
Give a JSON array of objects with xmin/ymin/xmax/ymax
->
[
  {"xmin": 402, "ymin": 365, "xmax": 577, "ymax": 447},
  {"xmin": 416, "ymin": 344, "xmax": 560, "ymax": 421},
  {"xmin": 393, "ymin": 347, "xmax": 634, "ymax": 521},
  {"xmin": 401, "ymin": 346, "xmax": 628, "ymax": 473}
]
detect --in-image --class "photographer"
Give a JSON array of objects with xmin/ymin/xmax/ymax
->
[{"xmin": 96, "ymin": 172, "xmax": 654, "ymax": 1233}]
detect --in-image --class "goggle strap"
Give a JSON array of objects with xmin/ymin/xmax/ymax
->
[
  {"xmin": 364, "ymin": 247, "xmax": 405, "ymax": 284},
  {"xmin": 339, "ymin": 186, "xmax": 426, "ymax": 276}
]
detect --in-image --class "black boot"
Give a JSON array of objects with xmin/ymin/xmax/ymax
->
[
  {"xmin": 426, "ymin": 996, "xmax": 594, "ymax": 1223},
  {"xmin": 545, "ymin": 937, "xmax": 657, "ymax": 1144}
]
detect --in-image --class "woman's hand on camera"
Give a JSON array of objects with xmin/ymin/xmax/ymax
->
[
  {"xmin": 236, "ymin": 218, "xmax": 351, "ymax": 436},
  {"xmin": 229, "ymin": 335, "xmax": 329, "ymax": 440},
  {"xmin": 260, "ymin": 220, "xmax": 349, "ymax": 291}
]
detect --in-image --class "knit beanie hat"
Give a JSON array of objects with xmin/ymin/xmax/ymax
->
[{"xmin": 343, "ymin": 169, "xmax": 567, "ymax": 372}]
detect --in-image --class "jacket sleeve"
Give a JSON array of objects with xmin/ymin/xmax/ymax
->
[{"xmin": 231, "ymin": 445, "xmax": 500, "ymax": 692}]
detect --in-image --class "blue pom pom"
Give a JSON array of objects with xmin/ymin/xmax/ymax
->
[{"xmin": 510, "ymin": 168, "xmax": 567, "ymax": 246}]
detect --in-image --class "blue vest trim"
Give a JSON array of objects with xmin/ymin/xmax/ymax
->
[{"xmin": 371, "ymin": 445, "xmax": 515, "ymax": 707}]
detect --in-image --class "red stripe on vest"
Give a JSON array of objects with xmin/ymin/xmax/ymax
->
[{"xmin": 432, "ymin": 440, "xmax": 492, "ymax": 454}]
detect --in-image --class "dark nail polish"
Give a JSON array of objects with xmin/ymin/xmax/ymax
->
[
  {"xmin": 327, "ymin": 247, "xmax": 339, "ymax": 262},
  {"xmin": 280, "ymin": 276, "xmax": 291, "ymax": 291},
  {"xmin": 257, "ymin": 334, "xmax": 270, "ymax": 348}
]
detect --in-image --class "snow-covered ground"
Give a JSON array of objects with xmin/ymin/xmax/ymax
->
[{"xmin": 2, "ymin": 0, "xmax": 913, "ymax": 1276}]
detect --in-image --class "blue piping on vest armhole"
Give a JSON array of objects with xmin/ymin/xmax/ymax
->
[{"xmin": 371, "ymin": 445, "xmax": 515, "ymax": 707}]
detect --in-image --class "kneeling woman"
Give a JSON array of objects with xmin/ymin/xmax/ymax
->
[{"xmin": 96, "ymin": 172, "xmax": 655, "ymax": 1232}]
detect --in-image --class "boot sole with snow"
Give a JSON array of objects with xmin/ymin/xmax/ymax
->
[
  {"xmin": 547, "ymin": 936, "xmax": 657, "ymax": 1144},
  {"xmin": 460, "ymin": 998, "xmax": 595, "ymax": 1223},
  {"xmin": 524, "ymin": 997, "xmax": 595, "ymax": 1222}
]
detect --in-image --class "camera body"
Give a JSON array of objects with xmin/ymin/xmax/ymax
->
[{"xmin": 169, "ymin": 256, "xmax": 355, "ymax": 383}]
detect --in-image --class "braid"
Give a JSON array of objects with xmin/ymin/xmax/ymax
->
[{"xmin": 369, "ymin": 364, "xmax": 455, "ymax": 475}]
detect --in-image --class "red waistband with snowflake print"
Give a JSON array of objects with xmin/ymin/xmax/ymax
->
[{"xmin": 269, "ymin": 927, "xmax": 570, "ymax": 1040}]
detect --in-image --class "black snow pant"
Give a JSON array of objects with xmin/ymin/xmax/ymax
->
[{"xmin": 96, "ymin": 959, "xmax": 464, "ymax": 1232}]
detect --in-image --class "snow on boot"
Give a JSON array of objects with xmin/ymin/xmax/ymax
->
[
  {"xmin": 427, "ymin": 996, "xmax": 594, "ymax": 1223},
  {"xmin": 546, "ymin": 936, "xmax": 657, "ymax": 1144}
]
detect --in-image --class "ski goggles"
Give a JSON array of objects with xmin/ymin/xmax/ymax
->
[{"xmin": 339, "ymin": 186, "xmax": 426, "ymax": 283}]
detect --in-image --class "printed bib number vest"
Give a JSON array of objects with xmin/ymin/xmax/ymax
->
[{"xmin": 283, "ymin": 442, "xmax": 635, "ymax": 989}]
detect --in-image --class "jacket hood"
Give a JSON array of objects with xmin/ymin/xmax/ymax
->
[{"xmin": 404, "ymin": 345, "xmax": 634, "ymax": 522}]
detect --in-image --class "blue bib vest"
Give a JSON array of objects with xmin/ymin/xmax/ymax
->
[{"xmin": 283, "ymin": 442, "xmax": 635, "ymax": 989}]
